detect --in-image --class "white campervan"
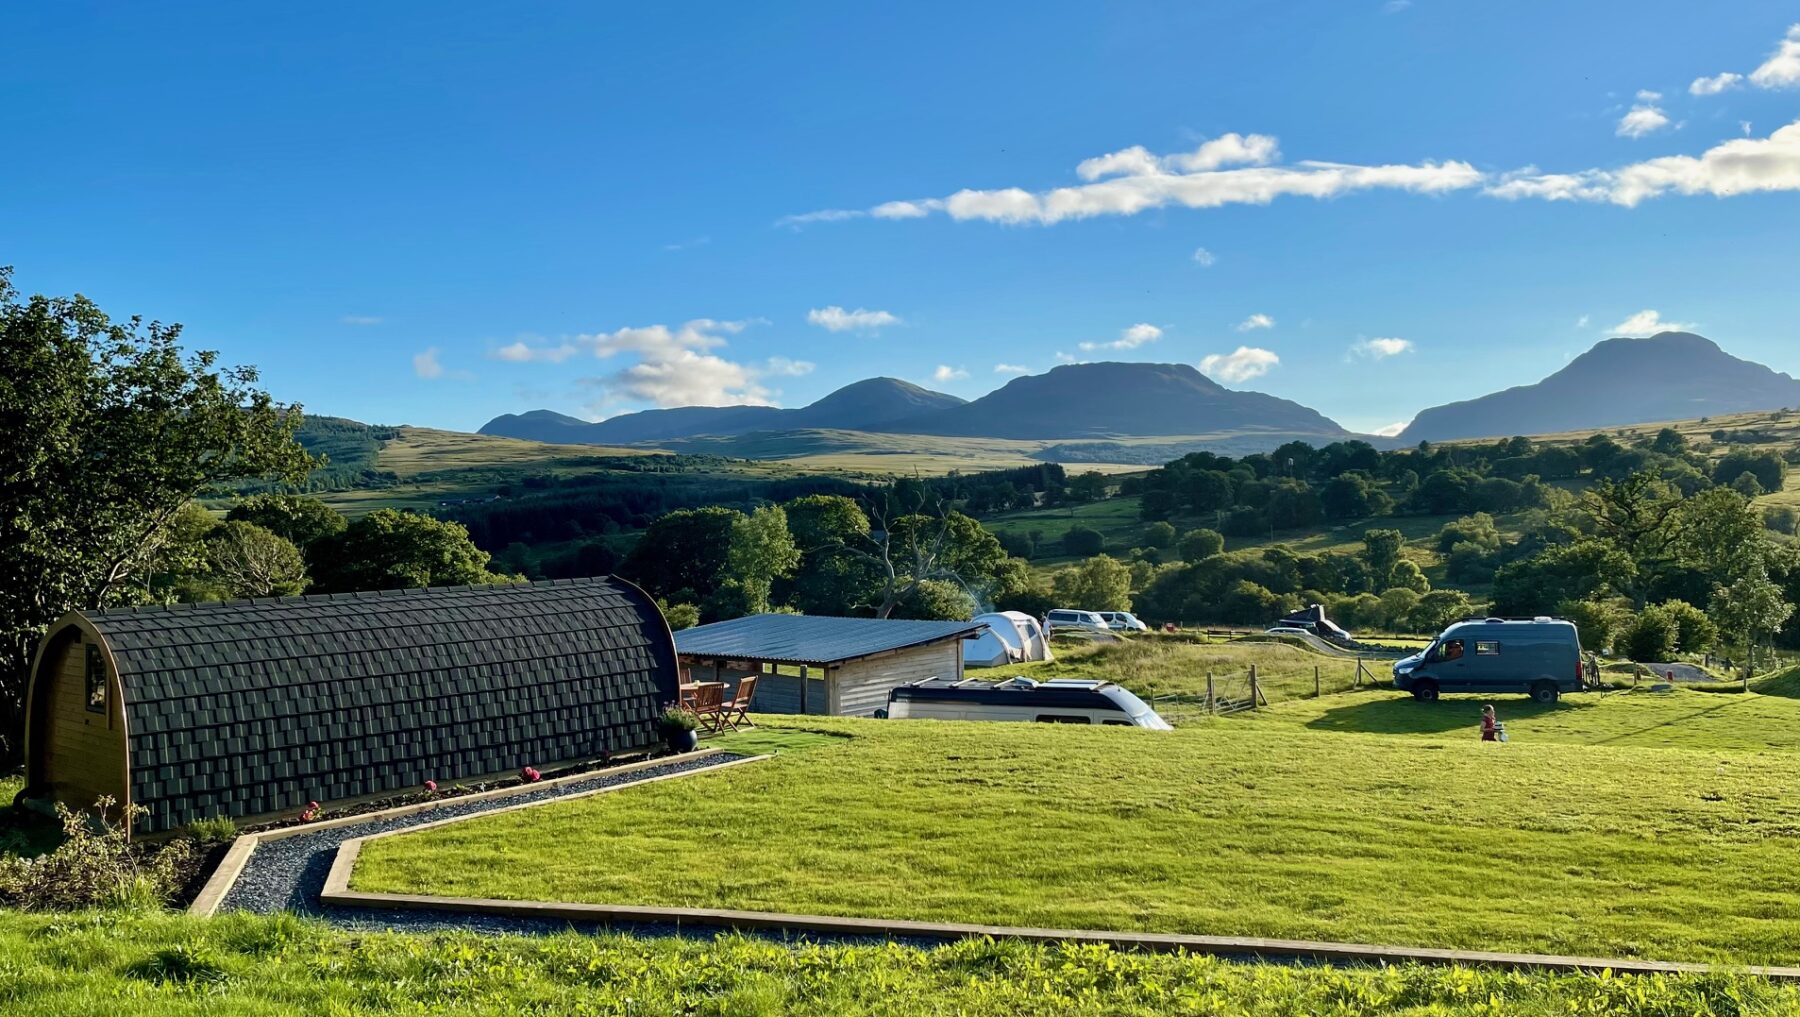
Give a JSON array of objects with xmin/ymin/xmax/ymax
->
[{"xmin": 886, "ymin": 676, "xmax": 1171, "ymax": 729}]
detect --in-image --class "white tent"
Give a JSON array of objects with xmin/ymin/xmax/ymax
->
[{"xmin": 964, "ymin": 611, "xmax": 1054, "ymax": 668}]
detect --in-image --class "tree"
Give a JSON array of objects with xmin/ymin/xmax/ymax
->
[
  {"xmin": 708, "ymin": 505, "xmax": 800, "ymax": 619},
  {"xmin": 618, "ymin": 506, "xmax": 740, "ymax": 604},
  {"xmin": 780, "ymin": 495, "xmax": 878, "ymax": 615},
  {"xmin": 1320, "ymin": 474, "xmax": 1375, "ymax": 521},
  {"xmin": 1580, "ymin": 474, "xmax": 1686, "ymax": 607},
  {"xmin": 1715, "ymin": 449, "xmax": 1786, "ymax": 493},
  {"xmin": 849, "ymin": 500, "xmax": 1006, "ymax": 619},
  {"xmin": 1062, "ymin": 525, "xmax": 1106, "ymax": 558},
  {"xmin": 225, "ymin": 493, "xmax": 346, "ymax": 555},
  {"xmin": 1490, "ymin": 541, "xmax": 1636, "ymax": 616},
  {"xmin": 1142, "ymin": 521, "xmax": 1177, "ymax": 549},
  {"xmin": 1557, "ymin": 599, "xmax": 1625, "ymax": 653},
  {"xmin": 1378, "ymin": 588, "xmax": 1421, "ymax": 631},
  {"xmin": 1360, "ymin": 529, "xmax": 1406, "ymax": 588},
  {"xmin": 1409, "ymin": 589, "xmax": 1473, "ymax": 633},
  {"xmin": 1655, "ymin": 599, "xmax": 1717, "ymax": 653},
  {"xmin": 1710, "ymin": 556, "xmax": 1794, "ymax": 683},
  {"xmin": 891, "ymin": 579, "xmax": 978, "ymax": 621},
  {"xmin": 0, "ymin": 269, "xmax": 314, "ymax": 759},
  {"xmin": 205, "ymin": 520, "xmax": 309, "ymax": 598},
  {"xmin": 1049, "ymin": 555, "xmax": 1133, "ymax": 612},
  {"xmin": 1178, "ymin": 528, "xmax": 1225, "ymax": 562},
  {"xmin": 310, "ymin": 510, "xmax": 511, "ymax": 593}
]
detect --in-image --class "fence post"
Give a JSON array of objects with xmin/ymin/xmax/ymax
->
[
  {"xmin": 1249, "ymin": 665, "xmax": 1262, "ymax": 708},
  {"xmin": 1206, "ymin": 672, "xmax": 1215, "ymax": 714},
  {"xmin": 1314, "ymin": 665, "xmax": 1321, "ymax": 698}
]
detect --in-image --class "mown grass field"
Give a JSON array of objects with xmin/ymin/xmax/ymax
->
[
  {"xmin": 356, "ymin": 700, "xmax": 1800, "ymax": 965},
  {"xmin": 7, "ymin": 911, "xmax": 1794, "ymax": 1017},
  {"xmin": 1009, "ymin": 636, "xmax": 1378, "ymax": 700}
]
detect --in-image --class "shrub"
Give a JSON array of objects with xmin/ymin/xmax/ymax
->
[
  {"xmin": 1177, "ymin": 528, "xmax": 1225, "ymax": 562},
  {"xmin": 1142, "ymin": 521, "xmax": 1177, "ymax": 549},
  {"xmin": 1653, "ymin": 599, "xmax": 1717, "ymax": 653},
  {"xmin": 659, "ymin": 706, "xmax": 699, "ymax": 733},
  {"xmin": 1558, "ymin": 599, "xmax": 1625, "ymax": 653},
  {"xmin": 1061, "ymin": 526, "xmax": 1106, "ymax": 558},
  {"xmin": 185, "ymin": 816, "xmax": 237, "ymax": 845},
  {"xmin": 1622, "ymin": 608, "xmax": 1680, "ymax": 664},
  {"xmin": 0, "ymin": 799, "xmax": 192, "ymax": 912}
]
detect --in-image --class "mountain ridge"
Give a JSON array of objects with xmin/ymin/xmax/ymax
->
[{"xmin": 1399, "ymin": 332, "xmax": 1800, "ymax": 442}]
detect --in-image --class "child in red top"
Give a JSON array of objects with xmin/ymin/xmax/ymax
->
[{"xmin": 1480, "ymin": 704, "xmax": 1499, "ymax": 742}]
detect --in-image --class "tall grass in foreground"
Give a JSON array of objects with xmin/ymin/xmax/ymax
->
[{"xmin": 2, "ymin": 911, "xmax": 1797, "ymax": 1016}]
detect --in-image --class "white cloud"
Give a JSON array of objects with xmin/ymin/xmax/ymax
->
[
  {"xmin": 1751, "ymin": 23, "xmax": 1800, "ymax": 88},
  {"xmin": 1576, "ymin": 314, "xmax": 1591, "ymax": 328},
  {"xmin": 807, "ymin": 306, "xmax": 901, "ymax": 333},
  {"xmin": 789, "ymin": 132, "xmax": 1481, "ymax": 227},
  {"xmin": 1742, "ymin": 120, "xmax": 1754, "ymax": 136},
  {"xmin": 764, "ymin": 356, "xmax": 815, "ymax": 377},
  {"xmin": 932, "ymin": 365, "xmax": 970, "ymax": 383},
  {"xmin": 412, "ymin": 348, "xmax": 444, "ymax": 379},
  {"xmin": 1192, "ymin": 246, "xmax": 1216, "ymax": 266},
  {"xmin": 994, "ymin": 363, "xmax": 1031, "ymax": 375},
  {"xmin": 1236, "ymin": 313, "xmax": 1274, "ymax": 332},
  {"xmin": 1635, "ymin": 89, "xmax": 1662, "ymax": 102},
  {"xmin": 1351, "ymin": 336, "xmax": 1415, "ymax": 359},
  {"xmin": 1690, "ymin": 71, "xmax": 1743, "ymax": 96},
  {"xmin": 341, "ymin": 315, "xmax": 383, "ymax": 326},
  {"xmin": 1372, "ymin": 421, "xmax": 1410, "ymax": 437},
  {"xmin": 492, "ymin": 339, "xmax": 579, "ymax": 363},
  {"xmin": 1054, "ymin": 351, "xmax": 1080, "ymax": 364},
  {"xmin": 1382, "ymin": 0, "xmax": 1411, "ymax": 12},
  {"xmin": 1199, "ymin": 346, "xmax": 1280, "ymax": 384},
  {"xmin": 1610, "ymin": 309, "xmax": 1697, "ymax": 336},
  {"xmin": 1079, "ymin": 322, "xmax": 1164, "ymax": 352},
  {"xmin": 1487, "ymin": 118, "xmax": 1800, "ymax": 205},
  {"xmin": 1616, "ymin": 102, "xmax": 1672, "ymax": 138}
]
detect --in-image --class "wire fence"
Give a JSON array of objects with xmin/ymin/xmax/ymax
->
[{"xmin": 1149, "ymin": 659, "xmax": 1386, "ymax": 726}]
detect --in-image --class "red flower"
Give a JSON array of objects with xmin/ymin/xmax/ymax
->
[
  {"xmin": 521, "ymin": 766, "xmax": 541, "ymax": 782},
  {"xmin": 424, "ymin": 780, "xmax": 438, "ymax": 793},
  {"xmin": 300, "ymin": 800, "xmax": 321, "ymax": 822}
]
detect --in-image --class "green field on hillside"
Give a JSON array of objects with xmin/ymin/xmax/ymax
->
[
  {"xmin": 7, "ymin": 912, "xmax": 1794, "ymax": 1017},
  {"xmin": 356, "ymin": 698, "xmax": 1800, "ymax": 965},
  {"xmin": 1008, "ymin": 636, "xmax": 1380, "ymax": 700}
]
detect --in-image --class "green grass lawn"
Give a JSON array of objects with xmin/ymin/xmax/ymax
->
[
  {"xmin": 1009, "ymin": 636, "xmax": 1377, "ymax": 701},
  {"xmin": 1236, "ymin": 675, "xmax": 1800, "ymax": 752},
  {"xmin": 355, "ymin": 708, "xmax": 1800, "ymax": 965},
  {"xmin": 6, "ymin": 911, "xmax": 1794, "ymax": 1017}
]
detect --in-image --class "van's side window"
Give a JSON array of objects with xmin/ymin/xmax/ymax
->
[
  {"xmin": 1475, "ymin": 640, "xmax": 1500, "ymax": 655},
  {"xmin": 1034, "ymin": 715, "xmax": 1091, "ymax": 724},
  {"xmin": 1441, "ymin": 639, "xmax": 1465, "ymax": 661}
]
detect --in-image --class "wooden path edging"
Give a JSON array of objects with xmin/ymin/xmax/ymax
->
[
  {"xmin": 316, "ymin": 883, "xmax": 1800, "ymax": 980},
  {"xmin": 188, "ymin": 748, "xmax": 727, "ymax": 917}
]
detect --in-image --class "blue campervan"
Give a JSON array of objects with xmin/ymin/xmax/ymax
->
[{"xmin": 1392, "ymin": 618, "xmax": 1584, "ymax": 703}]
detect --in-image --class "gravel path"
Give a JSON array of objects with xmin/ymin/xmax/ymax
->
[{"xmin": 220, "ymin": 754, "xmax": 746, "ymax": 925}]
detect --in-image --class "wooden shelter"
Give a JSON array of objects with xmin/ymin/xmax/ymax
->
[
  {"xmin": 23, "ymin": 578, "xmax": 678, "ymax": 835},
  {"xmin": 675, "ymin": 614, "xmax": 982, "ymax": 717}
]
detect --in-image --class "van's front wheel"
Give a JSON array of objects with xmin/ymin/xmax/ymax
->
[
  {"xmin": 1411, "ymin": 681, "xmax": 1439, "ymax": 702},
  {"xmin": 1531, "ymin": 682, "xmax": 1560, "ymax": 704}
]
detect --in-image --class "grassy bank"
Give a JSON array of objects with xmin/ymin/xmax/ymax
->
[
  {"xmin": 5, "ymin": 911, "xmax": 1795, "ymax": 1016},
  {"xmin": 356, "ymin": 712, "xmax": 1800, "ymax": 964},
  {"xmin": 1010, "ymin": 636, "xmax": 1376, "ymax": 700}
]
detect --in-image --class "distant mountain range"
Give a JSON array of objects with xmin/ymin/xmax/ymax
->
[
  {"xmin": 1399, "ymin": 332, "xmax": 1800, "ymax": 442},
  {"xmin": 480, "ymin": 363, "xmax": 1349, "ymax": 445},
  {"xmin": 478, "ymin": 333, "xmax": 1800, "ymax": 453}
]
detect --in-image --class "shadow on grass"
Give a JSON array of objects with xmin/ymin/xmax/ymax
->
[{"xmin": 1302, "ymin": 694, "xmax": 1599, "ymax": 736}]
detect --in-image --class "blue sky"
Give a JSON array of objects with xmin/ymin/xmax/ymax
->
[{"xmin": 5, "ymin": 2, "xmax": 1800, "ymax": 436}]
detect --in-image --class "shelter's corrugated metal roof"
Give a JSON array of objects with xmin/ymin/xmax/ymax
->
[
  {"xmin": 675, "ymin": 614, "xmax": 983, "ymax": 666},
  {"xmin": 71, "ymin": 577, "xmax": 677, "ymax": 833}
]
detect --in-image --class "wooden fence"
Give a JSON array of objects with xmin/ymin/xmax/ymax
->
[{"xmin": 1150, "ymin": 658, "xmax": 1384, "ymax": 726}]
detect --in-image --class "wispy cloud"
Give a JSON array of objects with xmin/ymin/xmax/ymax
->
[
  {"xmin": 1488, "ymin": 119, "xmax": 1800, "ymax": 205},
  {"xmin": 1236, "ymin": 313, "xmax": 1274, "ymax": 332},
  {"xmin": 1381, "ymin": 0, "xmax": 1411, "ymax": 13},
  {"xmin": 764, "ymin": 356, "xmax": 815, "ymax": 377},
  {"xmin": 661, "ymin": 235, "xmax": 711, "ymax": 252},
  {"xmin": 1079, "ymin": 323, "xmax": 1164, "ymax": 352},
  {"xmin": 933, "ymin": 365, "xmax": 970, "ymax": 383},
  {"xmin": 341, "ymin": 315, "xmax": 383, "ymax": 326},
  {"xmin": 412, "ymin": 348, "xmax": 444, "ymax": 379},
  {"xmin": 1372, "ymin": 421, "xmax": 1409, "ymax": 437},
  {"xmin": 1350, "ymin": 336, "xmax": 1415, "ymax": 359},
  {"xmin": 1191, "ymin": 246, "xmax": 1216, "ymax": 266},
  {"xmin": 784, "ymin": 132, "xmax": 1480, "ymax": 227},
  {"xmin": 994, "ymin": 363, "xmax": 1031, "ymax": 375},
  {"xmin": 807, "ymin": 306, "xmax": 901, "ymax": 333},
  {"xmin": 1610, "ymin": 309, "xmax": 1696, "ymax": 336},
  {"xmin": 1199, "ymin": 346, "xmax": 1280, "ymax": 384},
  {"xmin": 1576, "ymin": 314, "xmax": 1591, "ymax": 328}
]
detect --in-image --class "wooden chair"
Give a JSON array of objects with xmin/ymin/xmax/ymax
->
[
  {"xmin": 688, "ymin": 682, "xmax": 727, "ymax": 732},
  {"xmin": 714, "ymin": 675, "xmax": 757, "ymax": 732}
]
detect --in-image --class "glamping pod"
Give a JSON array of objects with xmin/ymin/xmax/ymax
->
[{"xmin": 23, "ymin": 578, "xmax": 679, "ymax": 835}]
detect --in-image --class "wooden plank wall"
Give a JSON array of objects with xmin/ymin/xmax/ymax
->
[
  {"xmin": 833, "ymin": 643, "xmax": 961, "ymax": 717},
  {"xmin": 41, "ymin": 637, "xmax": 128, "ymax": 816}
]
